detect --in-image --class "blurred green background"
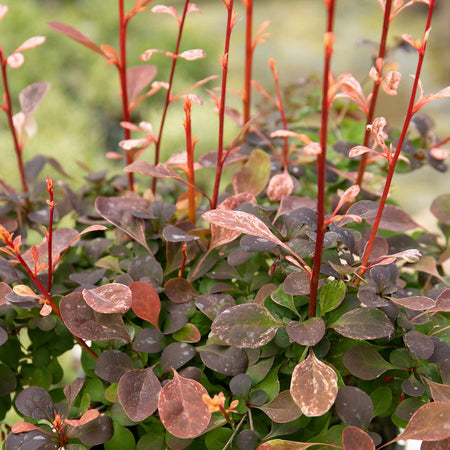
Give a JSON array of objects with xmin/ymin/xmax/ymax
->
[{"xmin": 0, "ymin": 0, "xmax": 448, "ymax": 221}]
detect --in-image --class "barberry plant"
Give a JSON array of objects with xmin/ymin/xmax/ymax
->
[{"xmin": 0, "ymin": 0, "xmax": 449, "ymax": 449}]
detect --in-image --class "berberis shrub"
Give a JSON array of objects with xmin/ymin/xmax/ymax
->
[{"xmin": 0, "ymin": 0, "xmax": 449, "ymax": 449}]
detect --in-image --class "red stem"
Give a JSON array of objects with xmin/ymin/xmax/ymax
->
[
  {"xmin": 270, "ymin": 58, "xmax": 289, "ymax": 170},
  {"xmin": 46, "ymin": 179, "xmax": 55, "ymax": 292},
  {"xmin": 358, "ymin": 0, "xmax": 435, "ymax": 275},
  {"xmin": 184, "ymin": 98, "xmax": 196, "ymax": 224},
  {"xmin": 152, "ymin": 0, "xmax": 191, "ymax": 194},
  {"xmin": 435, "ymin": 135, "xmax": 450, "ymax": 148},
  {"xmin": 242, "ymin": 0, "xmax": 253, "ymax": 133},
  {"xmin": 0, "ymin": 52, "xmax": 28, "ymax": 194},
  {"xmin": 118, "ymin": 0, "xmax": 134, "ymax": 191},
  {"xmin": 211, "ymin": 0, "xmax": 235, "ymax": 209},
  {"xmin": 356, "ymin": 0, "xmax": 393, "ymax": 187},
  {"xmin": 308, "ymin": 0, "xmax": 336, "ymax": 318}
]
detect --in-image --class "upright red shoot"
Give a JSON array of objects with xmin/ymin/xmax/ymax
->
[
  {"xmin": 183, "ymin": 96, "xmax": 197, "ymax": 225},
  {"xmin": 152, "ymin": 0, "xmax": 191, "ymax": 194},
  {"xmin": 356, "ymin": 0, "xmax": 393, "ymax": 187},
  {"xmin": 308, "ymin": 0, "xmax": 337, "ymax": 318},
  {"xmin": 211, "ymin": 0, "xmax": 236, "ymax": 210},
  {"xmin": 358, "ymin": 0, "xmax": 436, "ymax": 275},
  {"xmin": 242, "ymin": 0, "xmax": 253, "ymax": 133}
]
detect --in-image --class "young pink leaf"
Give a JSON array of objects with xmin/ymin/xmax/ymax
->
[
  {"xmin": 47, "ymin": 22, "xmax": 105, "ymax": 56},
  {"xmin": 382, "ymin": 71, "xmax": 402, "ymax": 96},
  {"xmin": 178, "ymin": 49, "xmax": 206, "ymax": 61},
  {"xmin": 39, "ymin": 303, "xmax": 52, "ymax": 316},
  {"xmin": 290, "ymin": 351, "xmax": 338, "ymax": 417},
  {"xmin": 12, "ymin": 422, "xmax": 41, "ymax": 434},
  {"xmin": 6, "ymin": 53, "xmax": 24, "ymax": 69},
  {"xmin": 267, "ymin": 172, "xmax": 294, "ymax": 202},
  {"xmin": 303, "ymin": 142, "xmax": 322, "ymax": 155},
  {"xmin": 19, "ymin": 82, "xmax": 51, "ymax": 116},
  {"xmin": 127, "ymin": 65, "xmax": 157, "ymax": 103},
  {"xmin": 257, "ymin": 441, "xmax": 317, "ymax": 450},
  {"xmin": 151, "ymin": 4, "xmax": 179, "ymax": 22},
  {"xmin": 82, "ymin": 283, "xmax": 132, "ymax": 314},
  {"xmin": 413, "ymin": 86, "xmax": 450, "ymax": 114},
  {"xmin": 0, "ymin": 5, "xmax": 8, "ymax": 21},
  {"xmin": 158, "ymin": 370, "xmax": 211, "ymax": 439},
  {"xmin": 269, "ymin": 129, "xmax": 310, "ymax": 143},
  {"xmin": 14, "ymin": 36, "xmax": 46, "ymax": 53},
  {"xmin": 187, "ymin": 3, "xmax": 200, "ymax": 14}
]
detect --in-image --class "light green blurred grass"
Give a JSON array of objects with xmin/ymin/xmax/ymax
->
[{"xmin": 0, "ymin": 0, "xmax": 448, "ymax": 206}]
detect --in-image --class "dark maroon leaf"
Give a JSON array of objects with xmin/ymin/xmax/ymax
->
[
  {"xmin": 95, "ymin": 196, "xmax": 152, "ymax": 253},
  {"xmin": 254, "ymin": 284, "xmax": 278, "ymax": 305},
  {"xmin": 82, "ymin": 283, "xmax": 132, "ymax": 314},
  {"xmin": 19, "ymin": 82, "xmax": 50, "ymax": 115},
  {"xmin": 0, "ymin": 364, "xmax": 16, "ymax": 395},
  {"xmin": 428, "ymin": 337, "xmax": 450, "ymax": 364},
  {"xmin": 342, "ymin": 426, "xmax": 375, "ymax": 450},
  {"xmin": 124, "ymin": 160, "xmax": 183, "ymax": 180},
  {"xmin": 431, "ymin": 193, "xmax": 450, "ymax": 225},
  {"xmin": 396, "ymin": 398, "xmax": 426, "ymax": 422},
  {"xmin": 130, "ymin": 281, "xmax": 161, "ymax": 328},
  {"xmin": 158, "ymin": 370, "xmax": 211, "ymax": 439},
  {"xmin": 164, "ymin": 278, "xmax": 197, "ymax": 304},
  {"xmin": 0, "ymin": 326, "xmax": 7, "ymax": 346},
  {"xmin": 118, "ymin": 368, "xmax": 161, "ymax": 421},
  {"xmin": 286, "ymin": 318, "xmax": 325, "ymax": 346},
  {"xmin": 163, "ymin": 311, "xmax": 189, "ymax": 334},
  {"xmin": 15, "ymin": 386, "xmax": 54, "ymax": 420},
  {"xmin": 94, "ymin": 350, "xmax": 134, "ymax": 383},
  {"xmin": 230, "ymin": 374, "xmax": 252, "ymax": 398},
  {"xmin": 71, "ymin": 414, "xmax": 114, "ymax": 446},
  {"xmin": 70, "ymin": 268, "xmax": 106, "ymax": 286},
  {"xmin": 160, "ymin": 342, "xmax": 196, "ymax": 371},
  {"xmin": 257, "ymin": 390, "xmax": 302, "ymax": 423},
  {"xmin": 211, "ymin": 304, "xmax": 282, "ymax": 348},
  {"xmin": 128, "ymin": 254, "xmax": 163, "ymax": 284},
  {"xmin": 127, "ymin": 65, "xmax": 157, "ymax": 103},
  {"xmin": 235, "ymin": 430, "xmax": 258, "ymax": 449},
  {"xmin": 429, "ymin": 288, "xmax": 450, "ymax": 312},
  {"xmin": 290, "ymin": 351, "xmax": 338, "ymax": 417},
  {"xmin": 163, "ymin": 225, "xmax": 199, "ymax": 243},
  {"xmin": 283, "ymin": 271, "xmax": 310, "ymax": 296},
  {"xmin": 404, "ymin": 330, "xmax": 435, "ymax": 360},
  {"xmin": 63, "ymin": 377, "xmax": 84, "ymax": 404},
  {"xmin": 343, "ymin": 345, "xmax": 393, "ymax": 380},
  {"xmin": 407, "ymin": 256, "xmax": 447, "ymax": 285},
  {"xmin": 402, "ymin": 374, "xmax": 425, "ymax": 397},
  {"xmin": 198, "ymin": 150, "xmax": 246, "ymax": 168},
  {"xmin": 5, "ymin": 429, "xmax": 58, "ymax": 450},
  {"xmin": 365, "ymin": 204, "xmax": 420, "ymax": 231},
  {"xmin": 47, "ymin": 21, "xmax": 104, "ymax": 55},
  {"xmin": 195, "ymin": 293, "xmax": 236, "ymax": 320},
  {"xmin": 134, "ymin": 327, "xmax": 164, "ymax": 353},
  {"xmin": 60, "ymin": 292, "xmax": 130, "ymax": 341},
  {"xmin": 240, "ymin": 235, "xmax": 277, "ymax": 252},
  {"xmin": 336, "ymin": 386, "xmax": 374, "ymax": 429},
  {"xmin": 198, "ymin": 344, "xmax": 248, "ymax": 376},
  {"xmin": 332, "ymin": 308, "xmax": 394, "ymax": 340}
]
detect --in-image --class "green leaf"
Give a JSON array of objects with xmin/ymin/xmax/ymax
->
[
  {"xmin": 104, "ymin": 423, "xmax": 135, "ymax": 450},
  {"xmin": 370, "ymin": 386, "xmax": 393, "ymax": 416},
  {"xmin": 271, "ymin": 285, "xmax": 299, "ymax": 317},
  {"xmin": 136, "ymin": 425, "xmax": 165, "ymax": 450},
  {"xmin": 319, "ymin": 280, "xmax": 346, "ymax": 315},
  {"xmin": 205, "ymin": 428, "xmax": 233, "ymax": 450},
  {"xmin": 254, "ymin": 364, "xmax": 281, "ymax": 402}
]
